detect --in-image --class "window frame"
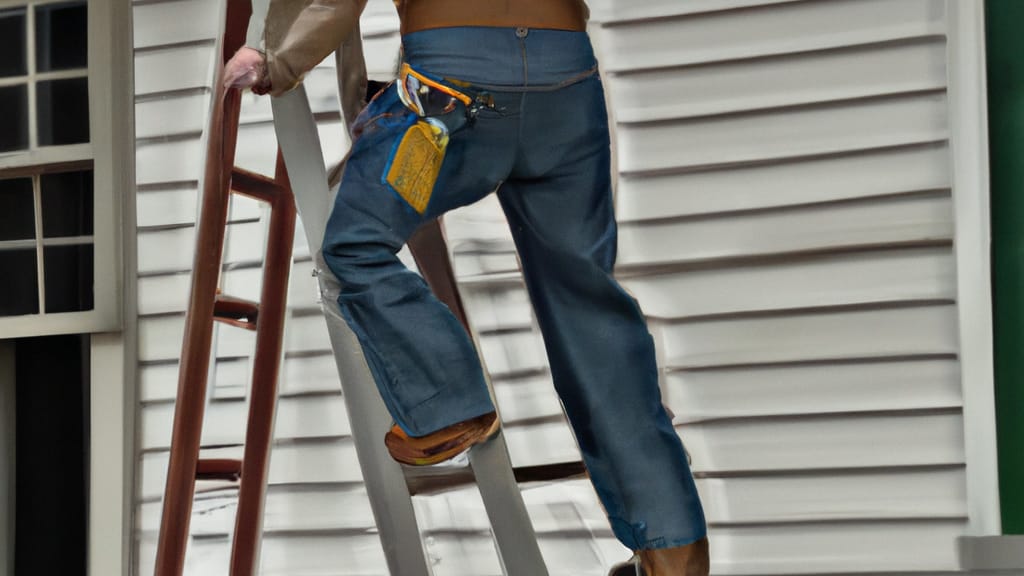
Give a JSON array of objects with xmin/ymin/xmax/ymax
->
[{"xmin": 0, "ymin": 0, "xmax": 125, "ymax": 337}]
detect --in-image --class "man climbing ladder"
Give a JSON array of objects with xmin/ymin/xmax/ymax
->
[{"xmin": 224, "ymin": 1, "xmax": 710, "ymax": 574}]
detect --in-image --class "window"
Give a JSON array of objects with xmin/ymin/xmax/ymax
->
[
  {"xmin": 0, "ymin": 0, "xmax": 126, "ymax": 337},
  {"xmin": 0, "ymin": 335, "xmax": 89, "ymax": 576},
  {"xmin": 0, "ymin": 1, "xmax": 89, "ymax": 153}
]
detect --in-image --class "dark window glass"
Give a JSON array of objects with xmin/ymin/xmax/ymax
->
[
  {"xmin": 44, "ymin": 244, "xmax": 93, "ymax": 313},
  {"xmin": 0, "ymin": 84, "xmax": 29, "ymax": 152},
  {"xmin": 0, "ymin": 8, "xmax": 26, "ymax": 77},
  {"xmin": 15, "ymin": 334, "xmax": 89, "ymax": 576},
  {"xmin": 41, "ymin": 171, "xmax": 93, "ymax": 238},
  {"xmin": 0, "ymin": 249, "xmax": 39, "ymax": 316},
  {"xmin": 35, "ymin": 2, "xmax": 87, "ymax": 72},
  {"xmin": 37, "ymin": 77, "xmax": 89, "ymax": 146},
  {"xmin": 0, "ymin": 178, "xmax": 36, "ymax": 241}
]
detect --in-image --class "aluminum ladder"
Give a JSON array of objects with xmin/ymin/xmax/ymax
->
[
  {"xmin": 154, "ymin": 0, "xmax": 297, "ymax": 573},
  {"xmin": 254, "ymin": 2, "xmax": 557, "ymax": 575}
]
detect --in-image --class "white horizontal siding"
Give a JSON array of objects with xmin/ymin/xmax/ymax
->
[
  {"xmin": 619, "ymin": 247, "xmax": 955, "ymax": 319},
  {"xmin": 609, "ymin": 38, "xmax": 947, "ymax": 123},
  {"xmin": 617, "ymin": 93, "xmax": 948, "ymax": 174},
  {"xmin": 617, "ymin": 194, "xmax": 953, "ymax": 268},
  {"xmin": 596, "ymin": 0, "xmax": 946, "ymax": 72},
  {"xmin": 615, "ymin": 143, "xmax": 950, "ymax": 221},
  {"xmin": 666, "ymin": 358, "xmax": 962, "ymax": 422},
  {"xmin": 587, "ymin": 0, "xmax": 968, "ymax": 572},
  {"xmin": 133, "ymin": 0, "xmax": 222, "ymax": 50}
]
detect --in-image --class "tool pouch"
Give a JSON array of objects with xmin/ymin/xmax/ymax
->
[{"xmin": 383, "ymin": 119, "xmax": 448, "ymax": 214}]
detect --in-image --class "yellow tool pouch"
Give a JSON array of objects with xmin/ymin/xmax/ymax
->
[{"xmin": 385, "ymin": 120, "xmax": 448, "ymax": 214}]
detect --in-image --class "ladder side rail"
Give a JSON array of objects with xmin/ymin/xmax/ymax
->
[
  {"xmin": 407, "ymin": 221, "xmax": 471, "ymax": 331},
  {"xmin": 408, "ymin": 222, "xmax": 550, "ymax": 576},
  {"xmin": 156, "ymin": 1, "xmax": 252, "ymax": 572},
  {"xmin": 229, "ymin": 156, "xmax": 297, "ymax": 575},
  {"xmin": 271, "ymin": 87, "xmax": 434, "ymax": 576},
  {"xmin": 154, "ymin": 58, "xmax": 244, "ymax": 576}
]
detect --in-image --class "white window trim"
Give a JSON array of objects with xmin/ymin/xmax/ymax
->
[
  {"xmin": 0, "ymin": 8, "xmax": 135, "ymax": 573},
  {"xmin": 85, "ymin": 1, "xmax": 136, "ymax": 575},
  {"xmin": 0, "ymin": 0, "xmax": 123, "ymax": 337},
  {"xmin": 946, "ymin": 0, "xmax": 1002, "ymax": 537}
]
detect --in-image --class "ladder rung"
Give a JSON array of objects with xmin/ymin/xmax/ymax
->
[
  {"xmin": 404, "ymin": 459, "xmax": 588, "ymax": 496},
  {"xmin": 231, "ymin": 167, "xmax": 286, "ymax": 203},
  {"xmin": 213, "ymin": 295, "xmax": 259, "ymax": 330},
  {"xmin": 196, "ymin": 458, "xmax": 243, "ymax": 482}
]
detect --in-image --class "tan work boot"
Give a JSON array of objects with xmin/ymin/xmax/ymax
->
[
  {"xmin": 638, "ymin": 537, "xmax": 710, "ymax": 576},
  {"xmin": 385, "ymin": 411, "xmax": 499, "ymax": 466}
]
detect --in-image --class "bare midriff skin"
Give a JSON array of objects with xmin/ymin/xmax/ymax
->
[{"xmin": 397, "ymin": 0, "xmax": 589, "ymax": 34}]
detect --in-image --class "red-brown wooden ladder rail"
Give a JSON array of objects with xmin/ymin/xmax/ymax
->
[{"xmin": 154, "ymin": 1, "xmax": 297, "ymax": 574}]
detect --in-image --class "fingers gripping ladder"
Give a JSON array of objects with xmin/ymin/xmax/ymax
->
[{"xmin": 154, "ymin": 1, "xmax": 297, "ymax": 574}]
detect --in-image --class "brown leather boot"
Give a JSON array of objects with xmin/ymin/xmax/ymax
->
[
  {"xmin": 385, "ymin": 411, "xmax": 500, "ymax": 466},
  {"xmin": 637, "ymin": 537, "xmax": 710, "ymax": 576}
]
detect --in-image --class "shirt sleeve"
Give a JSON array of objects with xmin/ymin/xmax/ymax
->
[{"xmin": 264, "ymin": 0, "xmax": 368, "ymax": 96}]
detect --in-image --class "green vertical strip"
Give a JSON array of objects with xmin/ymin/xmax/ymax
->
[{"xmin": 986, "ymin": 0, "xmax": 1024, "ymax": 535}]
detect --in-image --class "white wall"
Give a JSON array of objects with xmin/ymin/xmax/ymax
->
[
  {"xmin": 586, "ymin": 0, "xmax": 968, "ymax": 572},
  {"xmin": 132, "ymin": 0, "xmax": 978, "ymax": 574}
]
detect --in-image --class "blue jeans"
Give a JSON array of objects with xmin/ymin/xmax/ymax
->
[{"xmin": 322, "ymin": 26, "xmax": 706, "ymax": 551}]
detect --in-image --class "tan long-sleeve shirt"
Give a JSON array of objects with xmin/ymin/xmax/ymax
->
[{"xmin": 249, "ymin": 0, "xmax": 591, "ymax": 98}]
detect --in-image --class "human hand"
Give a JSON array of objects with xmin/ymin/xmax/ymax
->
[{"xmin": 223, "ymin": 46, "xmax": 271, "ymax": 94}]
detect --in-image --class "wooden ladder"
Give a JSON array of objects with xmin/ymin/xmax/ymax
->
[{"xmin": 153, "ymin": 1, "xmax": 297, "ymax": 574}]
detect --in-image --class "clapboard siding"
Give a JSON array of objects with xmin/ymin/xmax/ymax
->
[
  {"xmin": 133, "ymin": 0, "xmax": 222, "ymax": 50},
  {"xmin": 586, "ymin": 0, "xmax": 969, "ymax": 572},
  {"xmin": 666, "ymin": 358, "xmax": 962, "ymax": 422},
  {"xmin": 615, "ymin": 143, "xmax": 950, "ymax": 222},
  {"xmin": 617, "ymin": 194, "xmax": 953, "ymax": 268},
  {"xmin": 661, "ymin": 304, "xmax": 957, "ymax": 368},
  {"xmin": 596, "ymin": 0, "xmax": 945, "ymax": 73},
  {"xmin": 135, "ymin": 43, "xmax": 216, "ymax": 96},
  {"xmin": 617, "ymin": 93, "xmax": 948, "ymax": 174},
  {"xmin": 620, "ymin": 247, "xmax": 955, "ymax": 319},
  {"xmin": 608, "ymin": 38, "xmax": 947, "ymax": 123}
]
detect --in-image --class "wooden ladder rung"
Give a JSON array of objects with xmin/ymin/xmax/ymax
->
[
  {"xmin": 214, "ymin": 295, "xmax": 259, "ymax": 331},
  {"xmin": 196, "ymin": 458, "xmax": 243, "ymax": 482},
  {"xmin": 404, "ymin": 459, "xmax": 588, "ymax": 496},
  {"xmin": 232, "ymin": 167, "xmax": 287, "ymax": 203}
]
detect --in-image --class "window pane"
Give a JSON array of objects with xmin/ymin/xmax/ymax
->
[
  {"xmin": 14, "ymin": 334, "xmax": 89, "ymax": 576},
  {"xmin": 0, "ymin": 178, "xmax": 35, "ymax": 241},
  {"xmin": 41, "ymin": 171, "xmax": 93, "ymax": 238},
  {"xmin": 0, "ymin": 8, "xmax": 26, "ymax": 77},
  {"xmin": 37, "ymin": 78, "xmax": 89, "ymax": 146},
  {"xmin": 44, "ymin": 244, "xmax": 93, "ymax": 313},
  {"xmin": 0, "ymin": 249, "xmax": 39, "ymax": 316},
  {"xmin": 35, "ymin": 2, "xmax": 87, "ymax": 72},
  {"xmin": 0, "ymin": 85, "xmax": 28, "ymax": 152}
]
